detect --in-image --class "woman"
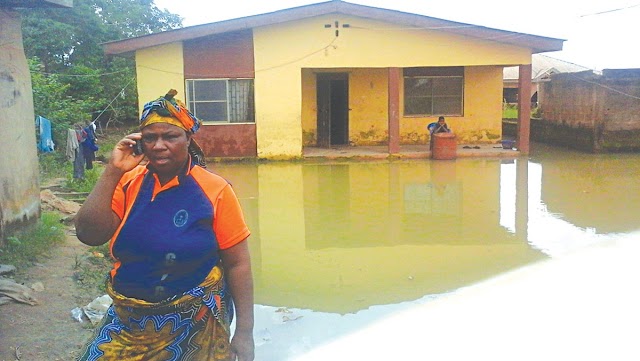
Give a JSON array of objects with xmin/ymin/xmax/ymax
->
[{"xmin": 75, "ymin": 90, "xmax": 254, "ymax": 361}]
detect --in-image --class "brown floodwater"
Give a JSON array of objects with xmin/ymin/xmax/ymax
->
[{"xmin": 211, "ymin": 143, "xmax": 640, "ymax": 314}]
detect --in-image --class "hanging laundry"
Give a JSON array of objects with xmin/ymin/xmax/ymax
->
[
  {"xmin": 82, "ymin": 123, "xmax": 99, "ymax": 170},
  {"xmin": 66, "ymin": 128, "xmax": 79, "ymax": 161},
  {"xmin": 71, "ymin": 124, "xmax": 88, "ymax": 179},
  {"xmin": 35, "ymin": 116, "xmax": 55, "ymax": 153}
]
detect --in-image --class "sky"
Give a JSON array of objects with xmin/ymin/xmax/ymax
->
[{"xmin": 152, "ymin": 0, "xmax": 640, "ymax": 71}]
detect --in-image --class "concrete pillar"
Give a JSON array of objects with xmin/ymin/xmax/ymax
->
[
  {"xmin": 388, "ymin": 67, "xmax": 400, "ymax": 154},
  {"xmin": 0, "ymin": 10, "xmax": 41, "ymax": 242},
  {"xmin": 517, "ymin": 64, "xmax": 532, "ymax": 154}
]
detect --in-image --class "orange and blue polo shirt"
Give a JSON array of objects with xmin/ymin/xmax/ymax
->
[{"xmin": 108, "ymin": 161, "xmax": 250, "ymax": 302}]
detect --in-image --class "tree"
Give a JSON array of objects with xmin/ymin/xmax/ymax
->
[{"xmin": 20, "ymin": 0, "xmax": 182, "ymax": 139}]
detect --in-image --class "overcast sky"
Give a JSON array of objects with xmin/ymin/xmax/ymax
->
[{"xmin": 153, "ymin": 0, "xmax": 639, "ymax": 71}]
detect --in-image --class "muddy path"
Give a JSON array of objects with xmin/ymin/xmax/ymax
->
[{"xmin": 0, "ymin": 230, "xmax": 96, "ymax": 361}]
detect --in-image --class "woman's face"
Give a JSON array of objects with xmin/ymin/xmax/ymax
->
[{"xmin": 140, "ymin": 122, "xmax": 191, "ymax": 177}]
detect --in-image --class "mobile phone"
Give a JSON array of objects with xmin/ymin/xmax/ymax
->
[{"xmin": 133, "ymin": 141, "xmax": 144, "ymax": 155}]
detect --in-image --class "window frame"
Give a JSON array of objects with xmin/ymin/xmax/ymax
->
[
  {"xmin": 185, "ymin": 78, "xmax": 255, "ymax": 124},
  {"xmin": 403, "ymin": 67, "xmax": 464, "ymax": 117}
]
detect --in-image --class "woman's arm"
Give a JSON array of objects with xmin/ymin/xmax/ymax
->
[
  {"xmin": 220, "ymin": 240, "xmax": 255, "ymax": 361},
  {"xmin": 75, "ymin": 133, "xmax": 144, "ymax": 246}
]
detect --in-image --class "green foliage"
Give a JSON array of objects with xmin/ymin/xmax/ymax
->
[
  {"xmin": 39, "ymin": 151, "xmax": 72, "ymax": 181},
  {"xmin": 532, "ymin": 106, "xmax": 543, "ymax": 118},
  {"xmin": 66, "ymin": 167, "xmax": 103, "ymax": 193},
  {"xmin": 21, "ymin": 0, "xmax": 182, "ymax": 71},
  {"xmin": 21, "ymin": 0, "xmax": 183, "ymax": 147},
  {"xmin": 38, "ymin": 145, "xmax": 103, "ymax": 193},
  {"xmin": 30, "ymin": 59, "xmax": 97, "ymax": 146},
  {"xmin": 503, "ymin": 103, "xmax": 542, "ymax": 119},
  {"xmin": 502, "ymin": 103, "xmax": 518, "ymax": 119},
  {"xmin": 0, "ymin": 212, "xmax": 66, "ymax": 269}
]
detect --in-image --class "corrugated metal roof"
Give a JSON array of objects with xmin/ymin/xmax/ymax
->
[
  {"xmin": 103, "ymin": 0, "xmax": 564, "ymax": 56},
  {"xmin": 503, "ymin": 54, "xmax": 592, "ymax": 81}
]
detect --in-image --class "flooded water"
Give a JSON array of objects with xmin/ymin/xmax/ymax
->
[{"xmin": 212, "ymin": 143, "xmax": 640, "ymax": 314}]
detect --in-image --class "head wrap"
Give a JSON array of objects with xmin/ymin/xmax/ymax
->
[
  {"xmin": 140, "ymin": 89, "xmax": 201, "ymax": 133},
  {"xmin": 139, "ymin": 89, "xmax": 207, "ymax": 167}
]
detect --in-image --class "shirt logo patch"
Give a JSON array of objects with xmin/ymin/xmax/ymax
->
[{"xmin": 173, "ymin": 210, "xmax": 189, "ymax": 227}]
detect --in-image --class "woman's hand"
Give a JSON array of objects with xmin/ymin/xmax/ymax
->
[
  {"xmin": 221, "ymin": 241, "xmax": 255, "ymax": 361},
  {"xmin": 75, "ymin": 133, "xmax": 143, "ymax": 246},
  {"xmin": 109, "ymin": 133, "xmax": 145, "ymax": 172},
  {"xmin": 230, "ymin": 329, "xmax": 255, "ymax": 361}
]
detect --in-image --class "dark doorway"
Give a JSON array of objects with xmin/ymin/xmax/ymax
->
[{"xmin": 317, "ymin": 73, "xmax": 349, "ymax": 147}]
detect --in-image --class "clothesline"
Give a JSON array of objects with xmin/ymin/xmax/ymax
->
[{"xmin": 89, "ymin": 77, "xmax": 135, "ymax": 126}]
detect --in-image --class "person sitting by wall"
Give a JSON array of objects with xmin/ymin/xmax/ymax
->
[{"xmin": 428, "ymin": 116, "xmax": 452, "ymax": 150}]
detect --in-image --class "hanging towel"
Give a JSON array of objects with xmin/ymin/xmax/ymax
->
[{"xmin": 36, "ymin": 116, "xmax": 55, "ymax": 152}]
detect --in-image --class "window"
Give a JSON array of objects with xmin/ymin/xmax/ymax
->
[
  {"xmin": 403, "ymin": 67, "xmax": 463, "ymax": 116},
  {"xmin": 185, "ymin": 79, "xmax": 255, "ymax": 123}
]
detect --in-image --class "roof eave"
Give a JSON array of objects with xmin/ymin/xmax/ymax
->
[
  {"xmin": 0, "ymin": 0, "xmax": 72, "ymax": 8},
  {"xmin": 104, "ymin": 0, "xmax": 339, "ymax": 55},
  {"xmin": 103, "ymin": 0, "xmax": 564, "ymax": 56}
]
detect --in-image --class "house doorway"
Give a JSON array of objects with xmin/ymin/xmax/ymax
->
[{"xmin": 316, "ymin": 73, "xmax": 349, "ymax": 147}]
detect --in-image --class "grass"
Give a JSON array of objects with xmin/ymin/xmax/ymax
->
[
  {"xmin": 65, "ymin": 167, "xmax": 103, "ymax": 193},
  {"xmin": 503, "ymin": 104, "xmax": 519, "ymax": 119},
  {"xmin": 39, "ymin": 151, "xmax": 72, "ymax": 181},
  {"xmin": 73, "ymin": 243, "xmax": 112, "ymax": 295},
  {"xmin": 0, "ymin": 211, "xmax": 66, "ymax": 270},
  {"xmin": 503, "ymin": 103, "xmax": 542, "ymax": 119}
]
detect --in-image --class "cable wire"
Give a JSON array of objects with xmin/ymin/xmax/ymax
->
[{"xmin": 89, "ymin": 76, "xmax": 136, "ymax": 125}]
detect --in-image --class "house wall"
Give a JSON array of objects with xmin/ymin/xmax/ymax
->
[
  {"xmin": 183, "ymin": 32, "xmax": 257, "ymax": 157},
  {"xmin": 454, "ymin": 66, "xmax": 504, "ymax": 143},
  {"xmin": 401, "ymin": 66, "xmax": 504, "ymax": 144},
  {"xmin": 301, "ymin": 66, "xmax": 504, "ymax": 146},
  {"xmin": 136, "ymin": 37, "xmax": 258, "ymax": 157},
  {"xmin": 183, "ymin": 30, "xmax": 254, "ymax": 79},
  {"xmin": 194, "ymin": 124, "xmax": 257, "ymax": 157},
  {"xmin": 302, "ymin": 68, "xmax": 390, "ymax": 146},
  {"xmin": 538, "ymin": 70, "xmax": 640, "ymax": 151},
  {"xmin": 136, "ymin": 42, "xmax": 185, "ymax": 112},
  {"xmin": 254, "ymin": 15, "xmax": 531, "ymax": 157}
]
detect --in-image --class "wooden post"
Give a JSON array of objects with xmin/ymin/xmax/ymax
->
[
  {"xmin": 517, "ymin": 64, "xmax": 532, "ymax": 154},
  {"xmin": 388, "ymin": 67, "xmax": 400, "ymax": 154}
]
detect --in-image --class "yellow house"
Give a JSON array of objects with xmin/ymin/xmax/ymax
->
[{"xmin": 104, "ymin": 0, "xmax": 563, "ymax": 159}]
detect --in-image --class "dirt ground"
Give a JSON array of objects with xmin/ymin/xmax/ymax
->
[{"xmin": 0, "ymin": 229, "xmax": 97, "ymax": 361}]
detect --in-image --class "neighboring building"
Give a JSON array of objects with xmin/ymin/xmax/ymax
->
[
  {"xmin": 503, "ymin": 54, "xmax": 592, "ymax": 106},
  {"xmin": 0, "ymin": 0, "xmax": 73, "ymax": 243},
  {"xmin": 535, "ymin": 68, "xmax": 640, "ymax": 152},
  {"xmin": 104, "ymin": 0, "xmax": 563, "ymax": 159}
]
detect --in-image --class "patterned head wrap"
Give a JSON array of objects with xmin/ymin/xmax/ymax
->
[
  {"xmin": 140, "ymin": 89, "xmax": 207, "ymax": 167},
  {"xmin": 140, "ymin": 89, "xmax": 201, "ymax": 133}
]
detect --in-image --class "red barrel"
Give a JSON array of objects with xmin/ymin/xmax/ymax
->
[{"xmin": 431, "ymin": 133, "xmax": 457, "ymax": 160}]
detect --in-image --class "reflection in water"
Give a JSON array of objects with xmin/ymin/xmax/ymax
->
[{"xmin": 212, "ymin": 147, "xmax": 640, "ymax": 314}]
